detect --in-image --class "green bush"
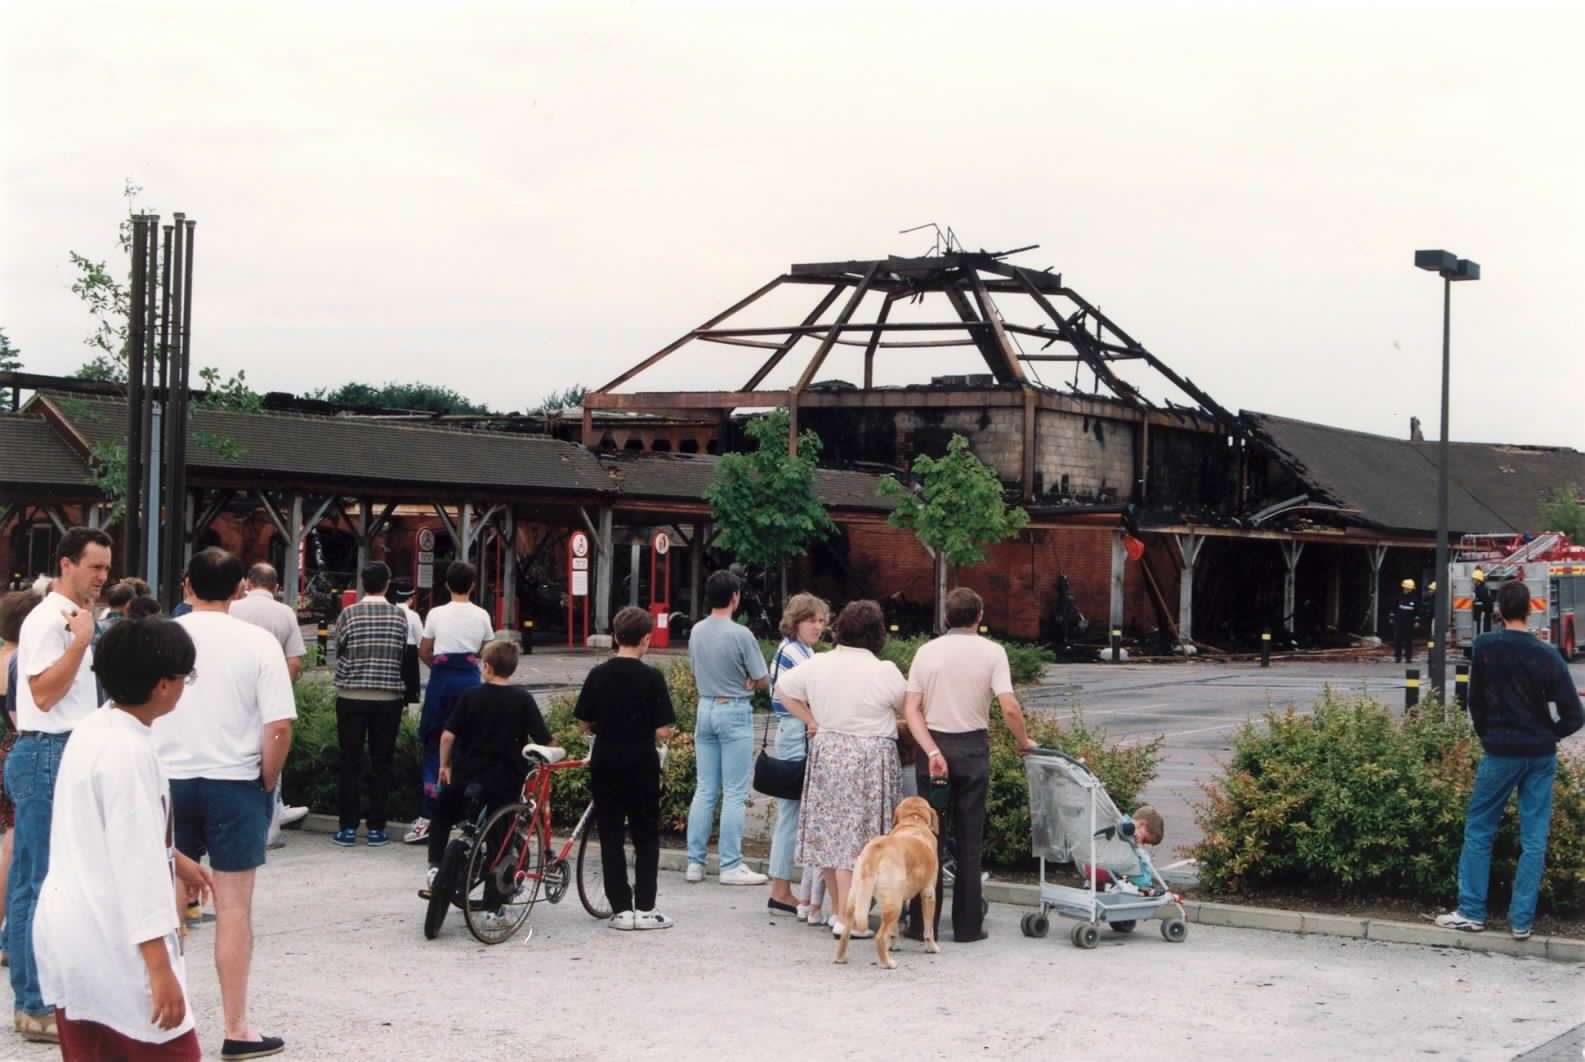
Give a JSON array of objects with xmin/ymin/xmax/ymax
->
[
  {"xmin": 282, "ymin": 677, "xmax": 426, "ymax": 822},
  {"xmin": 1192, "ymin": 691, "xmax": 1585, "ymax": 916}
]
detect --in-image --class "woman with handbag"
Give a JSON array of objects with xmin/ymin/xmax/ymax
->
[
  {"xmin": 776, "ymin": 600, "xmax": 906, "ymax": 942},
  {"xmin": 760, "ymin": 594, "xmax": 828, "ymax": 920}
]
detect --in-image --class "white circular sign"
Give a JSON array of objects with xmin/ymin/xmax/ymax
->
[
  {"xmin": 570, "ymin": 532, "xmax": 590, "ymax": 559},
  {"xmin": 654, "ymin": 531, "xmax": 670, "ymax": 556},
  {"xmin": 417, "ymin": 527, "xmax": 436, "ymax": 551}
]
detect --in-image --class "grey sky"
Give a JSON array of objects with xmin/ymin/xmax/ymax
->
[{"xmin": 4, "ymin": 1, "xmax": 1581, "ymax": 446}]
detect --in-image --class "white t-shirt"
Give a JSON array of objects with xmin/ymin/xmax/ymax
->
[
  {"xmin": 905, "ymin": 630, "xmax": 1014, "ymax": 734},
  {"xmin": 14, "ymin": 590, "xmax": 100, "ymax": 734},
  {"xmin": 422, "ymin": 601, "xmax": 495, "ymax": 656},
  {"xmin": 35, "ymin": 707, "xmax": 194, "ymax": 1043},
  {"xmin": 774, "ymin": 646, "xmax": 905, "ymax": 739},
  {"xmin": 229, "ymin": 590, "xmax": 306, "ymax": 660},
  {"xmin": 403, "ymin": 605, "xmax": 424, "ymax": 647},
  {"xmin": 153, "ymin": 611, "xmax": 297, "ymax": 781}
]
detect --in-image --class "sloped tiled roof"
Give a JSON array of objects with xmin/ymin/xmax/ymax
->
[
  {"xmin": 1247, "ymin": 411, "xmax": 1511, "ymax": 535},
  {"xmin": 41, "ymin": 394, "xmax": 612, "ymax": 495},
  {"xmin": 0, "ymin": 415, "xmax": 94, "ymax": 489},
  {"xmin": 599, "ymin": 450, "xmax": 894, "ymax": 512},
  {"xmin": 1414, "ymin": 441, "xmax": 1585, "ymax": 535}
]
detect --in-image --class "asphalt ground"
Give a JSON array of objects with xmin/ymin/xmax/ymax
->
[{"xmin": 143, "ymin": 840, "xmax": 1585, "ymax": 1062}]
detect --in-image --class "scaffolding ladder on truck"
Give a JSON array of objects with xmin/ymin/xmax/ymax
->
[{"xmin": 1450, "ymin": 533, "xmax": 1585, "ymax": 658}]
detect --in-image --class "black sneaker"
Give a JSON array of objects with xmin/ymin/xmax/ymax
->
[{"xmin": 221, "ymin": 1034, "xmax": 285, "ymax": 1060}]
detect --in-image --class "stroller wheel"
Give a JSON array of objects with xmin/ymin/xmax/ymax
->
[
  {"xmin": 1161, "ymin": 918, "xmax": 1188, "ymax": 943},
  {"xmin": 1110, "ymin": 920, "xmax": 1137, "ymax": 934},
  {"xmin": 1071, "ymin": 923, "xmax": 1100, "ymax": 949},
  {"xmin": 1020, "ymin": 912, "xmax": 1050, "ymax": 938}
]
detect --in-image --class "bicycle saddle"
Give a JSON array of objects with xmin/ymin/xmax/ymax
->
[{"xmin": 522, "ymin": 744, "xmax": 567, "ymax": 764}]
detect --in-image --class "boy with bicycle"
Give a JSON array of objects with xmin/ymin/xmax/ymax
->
[{"xmin": 423, "ymin": 640, "xmax": 551, "ymax": 894}]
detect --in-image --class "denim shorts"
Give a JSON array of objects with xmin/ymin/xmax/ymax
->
[{"xmin": 170, "ymin": 777, "xmax": 273, "ymax": 872}]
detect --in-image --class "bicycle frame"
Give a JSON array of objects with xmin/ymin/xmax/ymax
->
[{"xmin": 476, "ymin": 755, "xmax": 592, "ymax": 897}]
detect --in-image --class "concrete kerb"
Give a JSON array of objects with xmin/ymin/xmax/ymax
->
[{"xmin": 297, "ymin": 814, "xmax": 1581, "ymax": 964}]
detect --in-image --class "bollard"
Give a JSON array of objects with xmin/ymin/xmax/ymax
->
[
  {"xmin": 1109, "ymin": 627, "xmax": 1121, "ymax": 663},
  {"xmin": 1454, "ymin": 662, "xmax": 1469, "ymax": 710},
  {"xmin": 1260, "ymin": 630, "xmax": 1271, "ymax": 668},
  {"xmin": 522, "ymin": 617, "xmax": 534, "ymax": 654},
  {"xmin": 317, "ymin": 624, "xmax": 329, "ymax": 665},
  {"xmin": 1405, "ymin": 668, "xmax": 1420, "ymax": 712}
]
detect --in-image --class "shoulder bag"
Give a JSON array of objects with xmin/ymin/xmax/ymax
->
[{"xmin": 752, "ymin": 641, "xmax": 808, "ymax": 800}]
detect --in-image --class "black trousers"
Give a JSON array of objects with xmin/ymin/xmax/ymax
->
[
  {"xmin": 427, "ymin": 782, "xmax": 516, "ymax": 868},
  {"xmin": 591, "ymin": 767, "xmax": 661, "ymax": 914},
  {"xmin": 908, "ymin": 729, "xmax": 989, "ymax": 941},
  {"xmin": 335, "ymin": 699, "xmax": 404, "ymax": 830},
  {"xmin": 1393, "ymin": 615, "xmax": 1416, "ymax": 663}
]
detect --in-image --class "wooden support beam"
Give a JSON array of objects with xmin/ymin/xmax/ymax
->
[
  {"xmin": 593, "ymin": 275, "xmax": 786, "ymax": 395},
  {"xmin": 863, "ymin": 296, "xmax": 894, "ymax": 390},
  {"xmin": 790, "ymin": 262, "xmax": 880, "ymax": 455},
  {"xmin": 742, "ymin": 283, "xmax": 844, "ymax": 391},
  {"xmin": 969, "ymin": 272, "xmax": 1028, "ymax": 385}
]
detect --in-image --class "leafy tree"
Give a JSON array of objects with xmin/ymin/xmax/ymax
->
[
  {"xmin": 879, "ymin": 434, "xmax": 1030, "ymax": 630},
  {"xmin": 309, "ymin": 380, "xmax": 488, "ymax": 414},
  {"xmin": 1540, "ymin": 483, "xmax": 1585, "ymax": 541},
  {"xmin": 0, "ymin": 328, "xmax": 21, "ymax": 373},
  {"xmin": 531, "ymin": 384, "xmax": 587, "ymax": 415},
  {"xmin": 705, "ymin": 408, "xmax": 834, "ymax": 593}
]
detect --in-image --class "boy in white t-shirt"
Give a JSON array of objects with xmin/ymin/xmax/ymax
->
[
  {"xmin": 413, "ymin": 561, "xmax": 495, "ymax": 836},
  {"xmin": 35, "ymin": 617, "xmax": 213, "ymax": 1060}
]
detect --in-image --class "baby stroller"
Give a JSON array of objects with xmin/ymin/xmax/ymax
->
[{"xmin": 1018, "ymin": 747, "xmax": 1188, "ymax": 949}]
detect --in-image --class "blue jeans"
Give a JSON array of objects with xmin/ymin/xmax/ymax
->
[
  {"xmin": 768, "ymin": 715, "xmax": 808, "ymax": 882},
  {"xmin": 685, "ymin": 699, "xmax": 754, "ymax": 871},
  {"xmin": 1457, "ymin": 752, "xmax": 1556, "ymax": 931},
  {"xmin": 6, "ymin": 733, "xmax": 69, "ymax": 1017}
]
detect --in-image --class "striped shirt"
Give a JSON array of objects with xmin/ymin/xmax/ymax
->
[
  {"xmin": 769, "ymin": 638, "xmax": 815, "ymax": 715},
  {"xmin": 333, "ymin": 597, "xmax": 408, "ymax": 695}
]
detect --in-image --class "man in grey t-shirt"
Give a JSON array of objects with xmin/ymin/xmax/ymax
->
[{"xmin": 684, "ymin": 570, "xmax": 769, "ymax": 885}]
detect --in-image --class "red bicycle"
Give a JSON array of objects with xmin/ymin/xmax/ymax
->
[{"xmin": 424, "ymin": 744, "xmax": 611, "ymax": 944}]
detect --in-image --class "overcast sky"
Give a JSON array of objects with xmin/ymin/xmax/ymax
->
[{"xmin": 4, "ymin": 1, "xmax": 1581, "ymax": 446}]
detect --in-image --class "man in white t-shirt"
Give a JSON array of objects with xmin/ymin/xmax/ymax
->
[
  {"xmin": 412, "ymin": 561, "xmax": 494, "ymax": 839},
  {"xmin": 903, "ymin": 587, "xmax": 1036, "ymax": 944},
  {"xmin": 154, "ymin": 549, "xmax": 295, "ymax": 1060},
  {"xmin": 7, "ymin": 526, "xmax": 111, "ymax": 1042},
  {"xmin": 230, "ymin": 563, "xmax": 310, "ymax": 844},
  {"xmin": 36, "ymin": 616, "xmax": 212, "ymax": 1059}
]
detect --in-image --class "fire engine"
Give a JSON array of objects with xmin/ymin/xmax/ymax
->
[{"xmin": 1450, "ymin": 532, "xmax": 1585, "ymax": 658}]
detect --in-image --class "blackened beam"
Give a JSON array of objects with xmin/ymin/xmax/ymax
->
[
  {"xmin": 1056, "ymin": 285, "xmax": 1236, "ymax": 424},
  {"xmin": 1003, "ymin": 324, "xmax": 1144, "ymax": 358},
  {"xmin": 592, "ymin": 275, "xmax": 786, "ymax": 394},
  {"xmin": 795, "ymin": 262, "xmax": 878, "ymax": 393},
  {"xmin": 696, "ymin": 321, "xmax": 989, "ymax": 338},
  {"xmin": 707, "ymin": 332, "xmax": 976, "ymax": 351},
  {"xmin": 863, "ymin": 296, "xmax": 893, "ymax": 389},
  {"xmin": 942, "ymin": 284, "xmax": 1020, "ymax": 384},
  {"xmin": 968, "ymin": 271, "xmax": 1029, "ymax": 385},
  {"xmin": 1012, "ymin": 268, "xmax": 1148, "ymax": 406},
  {"xmin": 742, "ymin": 283, "xmax": 844, "ymax": 391}
]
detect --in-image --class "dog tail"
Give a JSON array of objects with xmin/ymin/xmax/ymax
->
[{"xmin": 847, "ymin": 858, "xmax": 876, "ymax": 935}]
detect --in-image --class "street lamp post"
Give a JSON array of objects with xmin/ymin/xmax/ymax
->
[{"xmin": 1413, "ymin": 249, "xmax": 1480, "ymax": 704}]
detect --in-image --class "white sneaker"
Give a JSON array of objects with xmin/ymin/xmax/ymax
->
[
  {"xmin": 685, "ymin": 863, "xmax": 705, "ymax": 883},
  {"xmin": 806, "ymin": 909, "xmax": 827, "ymax": 927},
  {"xmin": 634, "ymin": 910, "xmax": 674, "ymax": 931},
  {"xmin": 796, "ymin": 904, "xmax": 811, "ymax": 922},
  {"xmin": 719, "ymin": 865, "xmax": 768, "ymax": 886},
  {"xmin": 1434, "ymin": 911, "xmax": 1485, "ymax": 932},
  {"xmin": 403, "ymin": 818, "xmax": 430, "ymax": 845},
  {"xmin": 610, "ymin": 910, "xmax": 637, "ymax": 931},
  {"xmin": 279, "ymin": 805, "xmax": 309, "ymax": 828}
]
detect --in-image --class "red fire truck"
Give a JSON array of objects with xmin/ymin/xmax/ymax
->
[{"xmin": 1451, "ymin": 532, "xmax": 1585, "ymax": 658}]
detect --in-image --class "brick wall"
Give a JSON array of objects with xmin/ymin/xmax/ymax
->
[{"xmin": 1035, "ymin": 410, "xmax": 1135, "ymax": 501}]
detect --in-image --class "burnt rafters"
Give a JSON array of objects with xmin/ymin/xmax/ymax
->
[
  {"xmin": 1011, "ymin": 269, "xmax": 1148, "ymax": 406},
  {"xmin": 942, "ymin": 283, "xmax": 1020, "ymax": 384},
  {"xmin": 741, "ymin": 282, "xmax": 844, "ymax": 390}
]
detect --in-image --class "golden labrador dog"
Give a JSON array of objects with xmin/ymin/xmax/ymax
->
[{"xmin": 835, "ymin": 796, "xmax": 940, "ymax": 970}]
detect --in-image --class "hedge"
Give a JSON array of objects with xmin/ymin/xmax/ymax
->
[
  {"xmin": 281, "ymin": 677, "xmax": 427, "ymax": 823},
  {"xmin": 1192, "ymin": 691, "xmax": 1585, "ymax": 916}
]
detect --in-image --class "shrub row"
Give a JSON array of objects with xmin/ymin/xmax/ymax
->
[{"xmin": 1192, "ymin": 691, "xmax": 1585, "ymax": 916}]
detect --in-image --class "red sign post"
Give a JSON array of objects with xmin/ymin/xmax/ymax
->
[
  {"xmin": 649, "ymin": 530, "xmax": 672, "ymax": 648},
  {"xmin": 568, "ymin": 531, "xmax": 591, "ymax": 647}
]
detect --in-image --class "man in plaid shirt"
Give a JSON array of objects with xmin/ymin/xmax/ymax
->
[{"xmin": 331, "ymin": 562, "xmax": 409, "ymax": 847}]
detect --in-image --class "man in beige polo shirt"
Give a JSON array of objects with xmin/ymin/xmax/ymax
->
[{"xmin": 903, "ymin": 587, "xmax": 1037, "ymax": 942}]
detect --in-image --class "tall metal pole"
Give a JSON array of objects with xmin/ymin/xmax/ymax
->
[
  {"xmin": 124, "ymin": 217, "xmax": 149, "ymax": 574},
  {"xmin": 1431, "ymin": 276, "xmax": 1451, "ymax": 702}
]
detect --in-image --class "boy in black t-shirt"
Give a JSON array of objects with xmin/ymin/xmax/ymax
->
[
  {"xmin": 425, "ymin": 640, "xmax": 551, "ymax": 889},
  {"xmin": 574, "ymin": 606, "xmax": 676, "ymax": 930}
]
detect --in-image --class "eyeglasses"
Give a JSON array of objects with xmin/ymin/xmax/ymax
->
[{"xmin": 180, "ymin": 669, "xmax": 198, "ymax": 687}]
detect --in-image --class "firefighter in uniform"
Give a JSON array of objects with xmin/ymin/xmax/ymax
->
[
  {"xmin": 1393, "ymin": 578, "xmax": 1419, "ymax": 663},
  {"xmin": 1471, "ymin": 567, "xmax": 1492, "ymax": 636}
]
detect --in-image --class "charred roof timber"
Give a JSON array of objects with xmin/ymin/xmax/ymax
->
[{"xmin": 585, "ymin": 244, "xmax": 1240, "ymax": 500}]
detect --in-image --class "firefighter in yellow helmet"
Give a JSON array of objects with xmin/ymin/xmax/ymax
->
[
  {"xmin": 1471, "ymin": 566, "xmax": 1493, "ymax": 636},
  {"xmin": 1394, "ymin": 577, "xmax": 1419, "ymax": 663}
]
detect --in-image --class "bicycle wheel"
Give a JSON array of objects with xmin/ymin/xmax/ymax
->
[
  {"xmin": 576, "ymin": 820, "xmax": 613, "ymax": 919},
  {"xmin": 424, "ymin": 839, "xmax": 469, "ymax": 940},
  {"xmin": 463, "ymin": 803, "xmax": 541, "ymax": 945}
]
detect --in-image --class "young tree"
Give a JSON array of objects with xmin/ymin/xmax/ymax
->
[
  {"xmin": 0, "ymin": 328, "xmax": 21, "ymax": 374},
  {"xmin": 705, "ymin": 408, "xmax": 835, "ymax": 600},
  {"xmin": 1540, "ymin": 484, "xmax": 1585, "ymax": 541},
  {"xmin": 879, "ymin": 434, "xmax": 1030, "ymax": 631}
]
